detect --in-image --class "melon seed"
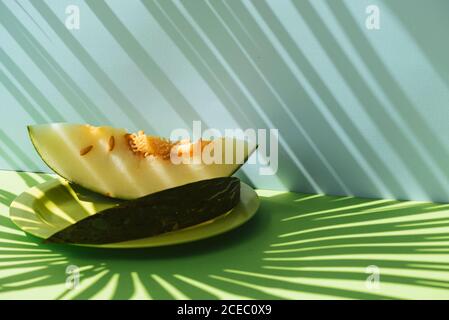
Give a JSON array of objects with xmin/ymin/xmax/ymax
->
[
  {"xmin": 108, "ymin": 136, "xmax": 115, "ymax": 151},
  {"xmin": 80, "ymin": 145, "xmax": 93, "ymax": 156}
]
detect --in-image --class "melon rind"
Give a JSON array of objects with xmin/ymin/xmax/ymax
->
[{"xmin": 47, "ymin": 177, "xmax": 241, "ymax": 244}]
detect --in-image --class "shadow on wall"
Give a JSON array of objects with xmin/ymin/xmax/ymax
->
[
  {"xmin": 384, "ymin": 0, "xmax": 449, "ymax": 90},
  {"xmin": 147, "ymin": 0, "xmax": 359, "ymax": 197},
  {"xmin": 1, "ymin": 0, "xmax": 449, "ymax": 202},
  {"xmin": 1, "ymin": 173, "xmax": 449, "ymax": 299}
]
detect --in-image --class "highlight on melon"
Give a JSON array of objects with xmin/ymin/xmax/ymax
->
[{"xmin": 28, "ymin": 123, "xmax": 256, "ymax": 200}]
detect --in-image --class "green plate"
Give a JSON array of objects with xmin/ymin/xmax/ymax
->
[{"xmin": 9, "ymin": 179, "xmax": 260, "ymax": 248}]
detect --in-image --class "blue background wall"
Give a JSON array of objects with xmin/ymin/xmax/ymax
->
[{"xmin": 1, "ymin": 0, "xmax": 449, "ymax": 202}]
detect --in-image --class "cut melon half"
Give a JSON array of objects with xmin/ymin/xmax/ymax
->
[{"xmin": 28, "ymin": 123, "xmax": 256, "ymax": 199}]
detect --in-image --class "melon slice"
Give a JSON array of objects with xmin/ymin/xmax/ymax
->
[{"xmin": 28, "ymin": 123, "xmax": 256, "ymax": 199}]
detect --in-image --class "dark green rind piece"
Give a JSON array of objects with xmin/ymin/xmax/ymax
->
[{"xmin": 47, "ymin": 177, "xmax": 241, "ymax": 244}]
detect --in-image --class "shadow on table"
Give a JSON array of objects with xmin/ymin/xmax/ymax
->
[{"xmin": 1, "ymin": 174, "xmax": 449, "ymax": 299}]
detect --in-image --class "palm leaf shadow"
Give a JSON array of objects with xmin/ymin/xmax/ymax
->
[{"xmin": 1, "ymin": 173, "xmax": 449, "ymax": 299}]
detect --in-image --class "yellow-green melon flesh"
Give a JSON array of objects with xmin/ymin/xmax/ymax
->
[{"xmin": 28, "ymin": 123, "xmax": 255, "ymax": 200}]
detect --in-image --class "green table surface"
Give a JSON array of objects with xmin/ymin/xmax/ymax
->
[{"xmin": 1, "ymin": 170, "xmax": 449, "ymax": 300}]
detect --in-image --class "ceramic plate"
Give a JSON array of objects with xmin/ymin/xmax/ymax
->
[{"xmin": 9, "ymin": 179, "xmax": 260, "ymax": 248}]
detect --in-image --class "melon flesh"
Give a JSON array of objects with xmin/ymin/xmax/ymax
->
[{"xmin": 28, "ymin": 123, "xmax": 255, "ymax": 199}]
